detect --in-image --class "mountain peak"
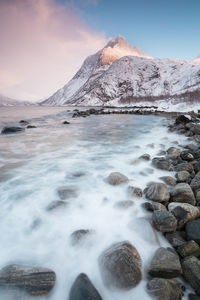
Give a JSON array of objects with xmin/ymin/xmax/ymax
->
[{"xmin": 101, "ymin": 35, "xmax": 152, "ymax": 65}]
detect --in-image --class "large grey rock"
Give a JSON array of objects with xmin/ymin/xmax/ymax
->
[
  {"xmin": 148, "ymin": 247, "xmax": 182, "ymax": 278},
  {"xmin": 152, "ymin": 157, "xmax": 174, "ymax": 171},
  {"xmin": 186, "ymin": 219, "xmax": 200, "ymax": 244},
  {"xmin": 1, "ymin": 127, "xmax": 25, "ymax": 134},
  {"xmin": 143, "ymin": 202, "xmax": 166, "ymax": 212},
  {"xmin": 176, "ymin": 171, "xmax": 191, "ymax": 183},
  {"xmin": 177, "ymin": 240, "xmax": 200, "ymax": 258},
  {"xmin": 70, "ymin": 229, "xmax": 94, "ymax": 246},
  {"xmin": 181, "ymin": 151, "xmax": 194, "ymax": 161},
  {"xmin": 170, "ymin": 183, "xmax": 196, "ymax": 206},
  {"xmin": 152, "ymin": 210, "xmax": 177, "ymax": 232},
  {"xmin": 147, "ymin": 278, "xmax": 182, "ymax": 300},
  {"xmin": 127, "ymin": 186, "xmax": 142, "ymax": 198},
  {"xmin": 144, "ymin": 182, "xmax": 170, "ymax": 203},
  {"xmin": 69, "ymin": 273, "xmax": 102, "ymax": 300},
  {"xmin": 0, "ymin": 264, "xmax": 56, "ymax": 295},
  {"xmin": 165, "ymin": 231, "xmax": 186, "ymax": 248},
  {"xmin": 191, "ymin": 171, "xmax": 200, "ymax": 191},
  {"xmin": 106, "ymin": 172, "xmax": 129, "ymax": 185},
  {"xmin": 167, "ymin": 147, "xmax": 181, "ymax": 160},
  {"xmin": 168, "ymin": 202, "xmax": 200, "ymax": 229},
  {"xmin": 182, "ymin": 256, "xmax": 200, "ymax": 295},
  {"xmin": 99, "ymin": 241, "xmax": 142, "ymax": 289},
  {"xmin": 160, "ymin": 176, "xmax": 176, "ymax": 186},
  {"xmin": 175, "ymin": 162, "xmax": 194, "ymax": 174}
]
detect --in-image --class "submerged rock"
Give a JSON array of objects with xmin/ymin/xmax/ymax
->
[
  {"xmin": 139, "ymin": 154, "xmax": 151, "ymax": 161},
  {"xmin": 170, "ymin": 183, "xmax": 196, "ymax": 206},
  {"xmin": 152, "ymin": 157, "xmax": 174, "ymax": 171},
  {"xmin": 152, "ymin": 210, "xmax": 177, "ymax": 232},
  {"xmin": 114, "ymin": 200, "xmax": 134, "ymax": 209},
  {"xmin": 57, "ymin": 186, "xmax": 78, "ymax": 200},
  {"xmin": 148, "ymin": 247, "xmax": 182, "ymax": 279},
  {"xmin": 99, "ymin": 241, "xmax": 142, "ymax": 289},
  {"xmin": 182, "ymin": 256, "xmax": 200, "ymax": 295},
  {"xmin": 186, "ymin": 219, "xmax": 200, "ymax": 244},
  {"xmin": 144, "ymin": 182, "xmax": 170, "ymax": 203},
  {"xmin": 46, "ymin": 200, "xmax": 67, "ymax": 211},
  {"xmin": 69, "ymin": 273, "xmax": 102, "ymax": 300},
  {"xmin": 127, "ymin": 186, "xmax": 142, "ymax": 198},
  {"xmin": 70, "ymin": 229, "xmax": 94, "ymax": 246},
  {"xmin": 147, "ymin": 278, "xmax": 182, "ymax": 300},
  {"xmin": 106, "ymin": 172, "xmax": 129, "ymax": 185},
  {"xmin": 1, "ymin": 127, "xmax": 25, "ymax": 134},
  {"xmin": 0, "ymin": 264, "xmax": 56, "ymax": 295},
  {"xmin": 27, "ymin": 125, "xmax": 37, "ymax": 129},
  {"xmin": 63, "ymin": 121, "xmax": 70, "ymax": 124}
]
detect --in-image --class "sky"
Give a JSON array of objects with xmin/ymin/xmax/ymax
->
[{"xmin": 0, "ymin": 0, "xmax": 200, "ymax": 101}]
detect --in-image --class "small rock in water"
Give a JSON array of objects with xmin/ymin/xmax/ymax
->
[
  {"xmin": 99, "ymin": 241, "xmax": 142, "ymax": 289},
  {"xmin": 142, "ymin": 202, "xmax": 166, "ymax": 212},
  {"xmin": 139, "ymin": 154, "xmax": 151, "ymax": 161},
  {"xmin": 69, "ymin": 273, "xmax": 102, "ymax": 300},
  {"xmin": 152, "ymin": 210, "xmax": 177, "ymax": 232},
  {"xmin": 46, "ymin": 200, "xmax": 67, "ymax": 211},
  {"xmin": 57, "ymin": 186, "xmax": 78, "ymax": 200},
  {"xmin": 181, "ymin": 151, "xmax": 194, "ymax": 161},
  {"xmin": 176, "ymin": 171, "xmax": 191, "ymax": 183},
  {"xmin": 19, "ymin": 120, "xmax": 29, "ymax": 125},
  {"xmin": 70, "ymin": 229, "xmax": 94, "ymax": 246},
  {"xmin": 175, "ymin": 162, "xmax": 194, "ymax": 174},
  {"xmin": 106, "ymin": 172, "xmax": 129, "ymax": 185},
  {"xmin": 63, "ymin": 121, "xmax": 70, "ymax": 124},
  {"xmin": 190, "ymin": 171, "xmax": 200, "ymax": 191},
  {"xmin": 144, "ymin": 182, "xmax": 170, "ymax": 203},
  {"xmin": 147, "ymin": 278, "xmax": 182, "ymax": 300},
  {"xmin": 160, "ymin": 176, "xmax": 176, "ymax": 186},
  {"xmin": 182, "ymin": 256, "xmax": 200, "ymax": 295},
  {"xmin": 165, "ymin": 231, "xmax": 186, "ymax": 248},
  {"xmin": 0, "ymin": 264, "xmax": 56, "ymax": 295},
  {"xmin": 1, "ymin": 126, "xmax": 25, "ymax": 134},
  {"xmin": 170, "ymin": 183, "xmax": 196, "ymax": 206},
  {"xmin": 114, "ymin": 200, "xmax": 134, "ymax": 209},
  {"xmin": 177, "ymin": 240, "xmax": 200, "ymax": 258},
  {"xmin": 127, "ymin": 186, "xmax": 142, "ymax": 198},
  {"xmin": 148, "ymin": 247, "xmax": 182, "ymax": 278},
  {"xmin": 167, "ymin": 147, "xmax": 181, "ymax": 160},
  {"xmin": 186, "ymin": 219, "xmax": 200, "ymax": 244},
  {"xmin": 152, "ymin": 157, "xmax": 174, "ymax": 171},
  {"xmin": 27, "ymin": 125, "xmax": 37, "ymax": 128}
]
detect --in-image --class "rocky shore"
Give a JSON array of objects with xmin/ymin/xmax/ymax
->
[{"xmin": 1, "ymin": 108, "xmax": 200, "ymax": 299}]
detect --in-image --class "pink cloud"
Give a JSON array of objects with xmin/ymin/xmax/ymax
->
[{"xmin": 0, "ymin": 0, "xmax": 106, "ymax": 101}]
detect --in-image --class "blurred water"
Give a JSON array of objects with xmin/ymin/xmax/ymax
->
[{"xmin": 0, "ymin": 107, "xmax": 189, "ymax": 299}]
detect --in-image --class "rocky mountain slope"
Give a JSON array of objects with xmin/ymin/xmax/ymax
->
[
  {"xmin": 42, "ymin": 36, "xmax": 200, "ymax": 106},
  {"xmin": 0, "ymin": 94, "xmax": 30, "ymax": 106}
]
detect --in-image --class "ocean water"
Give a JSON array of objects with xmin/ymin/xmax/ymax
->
[{"xmin": 0, "ymin": 107, "xmax": 189, "ymax": 299}]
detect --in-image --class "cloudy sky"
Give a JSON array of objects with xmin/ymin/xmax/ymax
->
[{"xmin": 1, "ymin": 0, "xmax": 200, "ymax": 101}]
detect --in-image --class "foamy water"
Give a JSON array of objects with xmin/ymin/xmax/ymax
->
[{"xmin": 0, "ymin": 107, "xmax": 189, "ymax": 299}]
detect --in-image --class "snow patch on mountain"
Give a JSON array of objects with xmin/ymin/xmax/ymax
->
[{"xmin": 0, "ymin": 94, "xmax": 30, "ymax": 106}]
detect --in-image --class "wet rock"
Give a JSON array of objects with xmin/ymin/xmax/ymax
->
[
  {"xmin": 168, "ymin": 202, "xmax": 200, "ymax": 229},
  {"xmin": 165, "ymin": 231, "xmax": 186, "ymax": 248},
  {"xmin": 139, "ymin": 154, "xmax": 151, "ymax": 161},
  {"xmin": 143, "ymin": 202, "xmax": 166, "ymax": 212},
  {"xmin": 195, "ymin": 190, "xmax": 200, "ymax": 204},
  {"xmin": 69, "ymin": 273, "xmax": 102, "ymax": 300},
  {"xmin": 177, "ymin": 240, "xmax": 200, "ymax": 258},
  {"xmin": 99, "ymin": 241, "xmax": 142, "ymax": 289},
  {"xmin": 176, "ymin": 171, "xmax": 190, "ymax": 183},
  {"xmin": 127, "ymin": 186, "xmax": 142, "ymax": 198},
  {"xmin": 167, "ymin": 147, "xmax": 181, "ymax": 160},
  {"xmin": 1, "ymin": 127, "xmax": 25, "ymax": 134},
  {"xmin": 175, "ymin": 162, "xmax": 194, "ymax": 174},
  {"xmin": 170, "ymin": 183, "xmax": 196, "ymax": 206},
  {"xmin": 46, "ymin": 200, "xmax": 67, "ymax": 211},
  {"xmin": 106, "ymin": 172, "xmax": 129, "ymax": 185},
  {"xmin": 0, "ymin": 264, "xmax": 56, "ymax": 295},
  {"xmin": 186, "ymin": 219, "xmax": 200, "ymax": 244},
  {"xmin": 57, "ymin": 186, "xmax": 78, "ymax": 200},
  {"xmin": 182, "ymin": 256, "xmax": 200, "ymax": 295},
  {"xmin": 157, "ymin": 150, "xmax": 167, "ymax": 156},
  {"xmin": 175, "ymin": 115, "xmax": 190, "ymax": 125},
  {"xmin": 19, "ymin": 120, "xmax": 29, "ymax": 125},
  {"xmin": 181, "ymin": 151, "xmax": 194, "ymax": 161},
  {"xmin": 144, "ymin": 182, "xmax": 170, "ymax": 203},
  {"xmin": 27, "ymin": 125, "xmax": 37, "ymax": 128},
  {"xmin": 147, "ymin": 278, "xmax": 182, "ymax": 300},
  {"xmin": 152, "ymin": 210, "xmax": 177, "ymax": 232},
  {"xmin": 63, "ymin": 121, "xmax": 70, "ymax": 124},
  {"xmin": 115, "ymin": 200, "xmax": 134, "ymax": 209},
  {"xmin": 70, "ymin": 230, "xmax": 94, "ymax": 246},
  {"xmin": 152, "ymin": 157, "xmax": 174, "ymax": 171},
  {"xmin": 188, "ymin": 293, "xmax": 200, "ymax": 300},
  {"xmin": 191, "ymin": 171, "xmax": 200, "ymax": 191},
  {"xmin": 148, "ymin": 247, "xmax": 182, "ymax": 278},
  {"xmin": 160, "ymin": 176, "xmax": 176, "ymax": 186}
]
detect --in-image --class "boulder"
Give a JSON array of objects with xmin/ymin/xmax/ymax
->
[
  {"xmin": 99, "ymin": 241, "xmax": 142, "ymax": 289},
  {"xmin": 186, "ymin": 219, "xmax": 200, "ymax": 244},
  {"xmin": 182, "ymin": 256, "xmax": 200, "ymax": 295},
  {"xmin": 152, "ymin": 210, "xmax": 177, "ymax": 232},
  {"xmin": 1, "ymin": 127, "xmax": 25, "ymax": 134},
  {"xmin": 168, "ymin": 202, "xmax": 200, "ymax": 229},
  {"xmin": 69, "ymin": 273, "xmax": 102, "ymax": 300},
  {"xmin": 152, "ymin": 157, "xmax": 174, "ymax": 171},
  {"xmin": 181, "ymin": 151, "xmax": 194, "ymax": 161},
  {"xmin": 191, "ymin": 171, "xmax": 200, "ymax": 191},
  {"xmin": 144, "ymin": 182, "xmax": 170, "ymax": 203},
  {"xmin": 167, "ymin": 147, "xmax": 181, "ymax": 160},
  {"xmin": 147, "ymin": 278, "xmax": 182, "ymax": 300},
  {"xmin": 175, "ymin": 162, "xmax": 194, "ymax": 174},
  {"xmin": 170, "ymin": 183, "xmax": 196, "ymax": 206},
  {"xmin": 177, "ymin": 240, "xmax": 200, "ymax": 258},
  {"xmin": 0, "ymin": 264, "xmax": 56, "ymax": 295},
  {"xmin": 148, "ymin": 247, "xmax": 182, "ymax": 278},
  {"xmin": 139, "ymin": 154, "xmax": 151, "ymax": 161},
  {"xmin": 165, "ymin": 231, "xmax": 186, "ymax": 248},
  {"xmin": 57, "ymin": 186, "xmax": 78, "ymax": 200},
  {"xmin": 127, "ymin": 186, "xmax": 142, "ymax": 198},
  {"xmin": 160, "ymin": 176, "xmax": 176, "ymax": 186},
  {"xmin": 106, "ymin": 172, "xmax": 129, "ymax": 185},
  {"xmin": 195, "ymin": 190, "xmax": 200, "ymax": 204},
  {"xmin": 176, "ymin": 171, "xmax": 190, "ymax": 183},
  {"xmin": 70, "ymin": 230, "xmax": 94, "ymax": 246},
  {"xmin": 143, "ymin": 202, "xmax": 166, "ymax": 212},
  {"xmin": 175, "ymin": 115, "xmax": 190, "ymax": 125}
]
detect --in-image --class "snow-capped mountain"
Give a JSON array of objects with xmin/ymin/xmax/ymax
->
[
  {"xmin": 42, "ymin": 35, "xmax": 200, "ymax": 106},
  {"xmin": 0, "ymin": 94, "xmax": 30, "ymax": 106}
]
